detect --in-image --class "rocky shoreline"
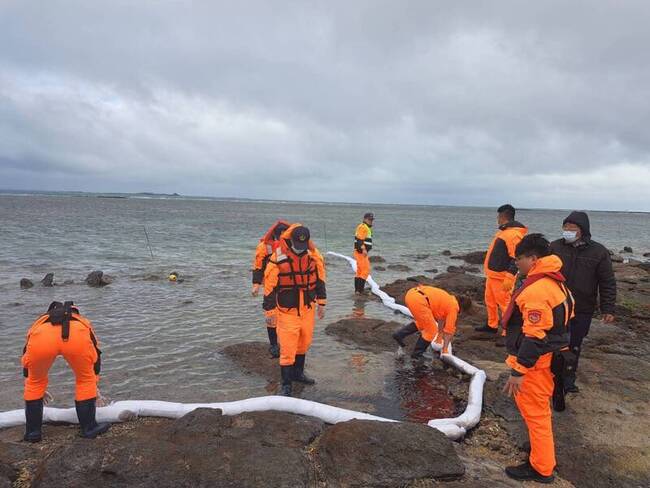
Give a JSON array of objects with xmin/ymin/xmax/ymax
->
[{"xmin": 1, "ymin": 254, "xmax": 649, "ymax": 487}]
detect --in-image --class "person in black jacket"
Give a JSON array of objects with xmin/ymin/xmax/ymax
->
[{"xmin": 549, "ymin": 211, "xmax": 616, "ymax": 393}]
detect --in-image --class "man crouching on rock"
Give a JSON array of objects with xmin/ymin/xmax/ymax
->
[
  {"xmin": 501, "ymin": 234, "xmax": 574, "ymax": 483},
  {"xmin": 263, "ymin": 224, "xmax": 327, "ymax": 396}
]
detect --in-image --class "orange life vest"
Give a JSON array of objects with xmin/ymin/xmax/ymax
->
[{"xmin": 274, "ymin": 249, "xmax": 321, "ymax": 310}]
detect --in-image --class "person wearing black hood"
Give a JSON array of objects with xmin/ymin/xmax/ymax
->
[{"xmin": 549, "ymin": 211, "xmax": 616, "ymax": 393}]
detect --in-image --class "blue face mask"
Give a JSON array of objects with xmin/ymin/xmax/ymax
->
[{"xmin": 563, "ymin": 230, "xmax": 579, "ymax": 243}]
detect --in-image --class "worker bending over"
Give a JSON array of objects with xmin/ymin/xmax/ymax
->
[
  {"xmin": 392, "ymin": 285, "xmax": 472, "ymax": 357},
  {"xmin": 21, "ymin": 301, "xmax": 110, "ymax": 442}
]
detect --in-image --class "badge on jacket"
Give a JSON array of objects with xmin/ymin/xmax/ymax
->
[{"xmin": 527, "ymin": 310, "xmax": 542, "ymax": 324}]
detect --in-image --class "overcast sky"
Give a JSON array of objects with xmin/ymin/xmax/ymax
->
[{"xmin": 1, "ymin": 1, "xmax": 649, "ymax": 210}]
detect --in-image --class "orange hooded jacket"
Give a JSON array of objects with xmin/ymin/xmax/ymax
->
[
  {"xmin": 251, "ymin": 220, "xmax": 291, "ymax": 285},
  {"xmin": 484, "ymin": 221, "xmax": 528, "ymax": 279},
  {"xmin": 503, "ymin": 255, "xmax": 574, "ymax": 375}
]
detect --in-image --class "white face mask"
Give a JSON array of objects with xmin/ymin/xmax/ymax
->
[{"xmin": 563, "ymin": 230, "xmax": 579, "ymax": 243}]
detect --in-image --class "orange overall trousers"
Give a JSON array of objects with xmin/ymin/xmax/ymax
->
[{"xmin": 22, "ymin": 315, "xmax": 100, "ymax": 401}]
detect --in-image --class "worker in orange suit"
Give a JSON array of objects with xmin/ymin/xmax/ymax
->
[
  {"xmin": 392, "ymin": 285, "xmax": 472, "ymax": 357},
  {"xmin": 476, "ymin": 204, "xmax": 527, "ymax": 339},
  {"xmin": 21, "ymin": 301, "xmax": 110, "ymax": 442},
  {"xmin": 263, "ymin": 224, "xmax": 326, "ymax": 396},
  {"xmin": 252, "ymin": 220, "xmax": 290, "ymax": 357},
  {"xmin": 501, "ymin": 234, "xmax": 574, "ymax": 483},
  {"xmin": 353, "ymin": 212, "xmax": 374, "ymax": 294}
]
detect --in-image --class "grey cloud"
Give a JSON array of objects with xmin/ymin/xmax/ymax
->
[{"xmin": 0, "ymin": 1, "xmax": 649, "ymax": 210}]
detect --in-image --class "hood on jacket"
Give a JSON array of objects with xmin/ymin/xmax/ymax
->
[
  {"xmin": 261, "ymin": 220, "xmax": 291, "ymax": 243},
  {"xmin": 528, "ymin": 254, "xmax": 565, "ymax": 278},
  {"xmin": 563, "ymin": 211, "xmax": 591, "ymax": 241},
  {"xmin": 499, "ymin": 220, "xmax": 527, "ymax": 231}
]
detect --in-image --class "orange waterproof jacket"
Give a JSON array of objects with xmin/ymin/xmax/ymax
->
[
  {"xmin": 406, "ymin": 285, "xmax": 460, "ymax": 335},
  {"xmin": 354, "ymin": 223, "xmax": 373, "ymax": 253},
  {"xmin": 263, "ymin": 224, "xmax": 326, "ymax": 316},
  {"xmin": 252, "ymin": 220, "xmax": 291, "ymax": 284},
  {"xmin": 484, "ymin": 221, "xmax": 528, "ymax": 279},
  {"xmin": 503, "ymin": 255, "xmax": 574, "ymax": 375}
]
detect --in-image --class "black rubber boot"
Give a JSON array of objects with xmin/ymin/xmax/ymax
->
[
  {"xmin": 75, "ymin": 398, "xmax": 110, "ymax": 439},
  {"xmin": 563, "ymin": 344, "xmax": 580, "ymax": 393},
  {"xmin": 505, "ymin": 461, "xmax": 554, "ymax": 483},
  {"xmin": 23, "ymin": 399, "xmax": 43, "ymax": 443},
  {"xmin": 267, "ymin": 327, "xmax": 280, "ymax": 358},
  {"xmin": 354, "ymin": 277, "xmax": 366, "ymax": 294},
  {"xmin": 294, "ymin": 354, "xmax": 315, "ymax": 384},
  {"xmin": 411, "ymin": 336, "xmax": 432, "ymax": 359},
  {"xmin": 564, "ymin": 376, "xmax": 579, "ymax": 393},
  {"xmin": 280, "ymin": 365, "xmax": 293, "ymax": 396},
  {"xmin": 474, "ymin": 324, "xmax": 498, "ymax": 333},
  {"xmin": 392, "ymin": 322, "xmax": 418, "ymax": 347}
]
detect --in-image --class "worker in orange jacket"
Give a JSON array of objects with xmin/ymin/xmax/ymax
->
[
  {"xmin": 393, "ymin": 285, "xmax": 472, "ymax": 357},
  {"xmin": 21, "ymin": 301, "xmax": 110, "ymax": 442},
  {"xmin": 252, "ymin": 220, "xmax": 290, "ymax": 357},
  {"xmin": 501, "ymin": 234, "xmax": 574, "ymax": 483},
  {"xmin": 353, "ymin": 212, "xmax": 374, "ymax": 294},
  {"xmin": 476, "ymin": 204, "xmax": 527, "ymax": 337},
  {"xmin": 263, "ymin": 224, "xmax": 326, "ymax": 396}
]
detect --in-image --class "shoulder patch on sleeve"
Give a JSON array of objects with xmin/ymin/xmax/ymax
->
[{"xmin": 527, "ymin": 310, "xmax": 542, "ymax": 324}]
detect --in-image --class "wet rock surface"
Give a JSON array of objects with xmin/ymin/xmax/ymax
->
[
  {"xmin": 387, "ymin": 263, "xmax": 412, "ymax": 272},
  {"xmin": 325, "ymin": 317, "xmax": 412, "ymax": 352},
  {"xmin": 450, "ymin": 251, "xmax": 486, "ymax": 265},
  {"xmin": 19, "ymin": 278, "xmax": 33, "ymax": 289},
  {"xmin": 221, "ymin": 341, "xmax": 282, "ymax": 388},
  {"xmin": 40, "ymin": 273, "xmax": 54, "ymax": 287},
  {"xmin": 0, "ymin": 409, "xmax": 464, "ymax": 488},
  {"xmin": 315, "ymin": 420, "xmax": 465, "ymax": 486},
  {"xmin": 85, "ymin": 270, "xmax": 113, "ymax": 287},
  {"xmin": 446, "ymin": 265, "xmax": 480, "ymax": 274},
  {"xmin": 381, "ymin": 272, "xmax": 485, "ymax": 306},
  {"xmin": 369, "ymin": 255, "xmax": 386, "ymax": 263}
]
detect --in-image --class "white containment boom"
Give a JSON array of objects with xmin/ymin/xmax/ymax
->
[
  {"xmin": 0, "ymin": 253, "xmax": 485, "ymax": 441},
  {"xmin": 326, "ymin": 252, "xmax": 486, "ymax": 436}
]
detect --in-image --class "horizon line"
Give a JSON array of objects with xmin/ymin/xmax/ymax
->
[{"xmin": 0, "ymin": 188, "xmax": 648, "ymax": 214}]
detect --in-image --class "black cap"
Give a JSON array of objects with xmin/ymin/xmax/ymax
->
[
  {"xmin": 291, "ymin": 226, "xmax": 310, "ymax": 251},
  {"xmin": 363, "ymin": 212, "xmax": 374, "ymax": 220}
]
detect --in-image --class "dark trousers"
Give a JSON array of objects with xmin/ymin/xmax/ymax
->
[{"xmin": 564, "ymin": 313, "xmax": 592, "ymax": 388}]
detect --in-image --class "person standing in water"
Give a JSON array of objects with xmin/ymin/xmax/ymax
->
[
  {"xmin": 353, "ymin": 212, "xmax": 374, "ymax": 294},
  {"xmin": 263, "ymin": 224, "xmax": 326, "ymax": 396},
  {"xmin": 252, "ymin": 220, "xmax": 290, "ymax": 358}
]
